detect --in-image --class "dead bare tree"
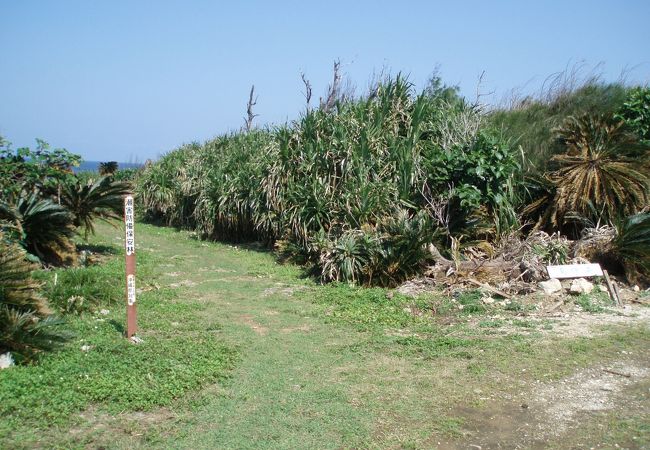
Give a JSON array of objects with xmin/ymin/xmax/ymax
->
[
  {"xmin": 300, "ymin": 72, "xmax": 312, "ymax": 111},
  {"xmin": 244, "ymin": 85, "xmax": 258, "ymax": 132},
  {"xmin": 474, "ymin": 70, "xmax": 495, "ymax": 107},
  {"xmin": 320, "ymin": 60, "xmax": 342, "ymax": 112}
]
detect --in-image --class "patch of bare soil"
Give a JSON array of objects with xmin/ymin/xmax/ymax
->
[
  {"xmin": 262, "ymin": 283, "xmax": 308, "ymax": 298},
  {"xmin": 238, "ymin": 314, "xmax": 269, "ymax": 335},
  {"xmin": 468, "ymin": 304, "xmax": 650, "ymax": 339},
  {"xmin": 169, "ymin": 279, "xmax": 197, "ymax": 288},
  {"xmin": 280, "ymin": 324, "xmax": 311, "ymax": 334},
  {"xmin": 71, "ymin": 406, "xmax": 178, "ymax": 441},
  {"xmin": 441, "ymin": 357, "xmax": 650, "ymax": 449},
  {"xmin": 539, "ymin": 305, "xmax": 650, "ymax": 338},
  {"xmin": 198, "ymin": 267, "xmax": 236, "ymax": 273},
  {"xmin": 527, "ymin": 362, "xmax": 648, "ymax": 440}
]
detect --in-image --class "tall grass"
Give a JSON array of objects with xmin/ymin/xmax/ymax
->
[{"xmin": 489, "ymin": 70, "xmax": 631, "ymax": 172}]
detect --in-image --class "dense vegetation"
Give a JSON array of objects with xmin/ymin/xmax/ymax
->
[{"xmin": 137, "ymin": 73, "xmax": 650, "ymax": 286}]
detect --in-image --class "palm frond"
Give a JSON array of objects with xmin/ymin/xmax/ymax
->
[{"xmin": 61, "ymin": 176, "xmax": 132, "ymax": 238}]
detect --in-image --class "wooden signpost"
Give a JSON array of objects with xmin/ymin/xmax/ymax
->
[{"xmin": 124, "ymin": 195, "xmax": 137, "ymax": 338}]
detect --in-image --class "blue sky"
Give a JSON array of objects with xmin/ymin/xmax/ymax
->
[{"xmin": 1, "ymin": 0, "xmax": 649, "ymax": 162}]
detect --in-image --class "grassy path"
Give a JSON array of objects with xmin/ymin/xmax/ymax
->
[
  {"xmin": 131, "ymin": 225, "xmax": 435, "ymax": 449},
  {"xmin": 3, "ymin": 222, "xmax": 649, "ymax": 449}
]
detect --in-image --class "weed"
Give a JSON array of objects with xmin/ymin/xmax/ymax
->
[
  {"xmin": 512, "ymin": 319, "xmax": 536, "ymax": 329},
  {"xmin": 455, "ymin": 289, "xmax": 486, "ymax": 314},
  {"xmin": 313, "ymin": 284, "xmax": 417, "ymax": 331},
  {"xmin": 479, "ymin": 319, "xmax": 504, "ymax": 328},
  {"xmin": 574, "ymin": 294, "xmax": 605, "ymax": 313}
]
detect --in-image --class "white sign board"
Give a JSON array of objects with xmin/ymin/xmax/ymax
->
[
  {"xmin": 127, "ymin": 274, "xmax": 136, "ymax": 306},
  {"xmin": 124, "ymin": 196, "xmax": 135, "ymax": 255},
  {"xmin": 546, "ymin": 263, "xmax": 603, "ymax": 279}
]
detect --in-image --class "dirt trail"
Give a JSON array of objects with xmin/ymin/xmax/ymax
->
[{"xmin": 445, "ymin": 359, "xmax": 650, "ymax": 449}]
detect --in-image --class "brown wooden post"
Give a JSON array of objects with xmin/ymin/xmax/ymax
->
[
  {"xmin": 602, "ymin": 270, "xmax": 621, "ymax": 307},
  {"xmin": 124, "ymin": 195, "xmax": 137, "ymax": 338}
]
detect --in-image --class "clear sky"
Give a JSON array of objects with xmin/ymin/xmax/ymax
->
[{"xmin": 1, "ymin": 0, "xmax": 649, "ymax": 162}]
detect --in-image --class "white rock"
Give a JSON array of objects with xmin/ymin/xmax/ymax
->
[
  {"xmin": 633, "ymin": 285, "xmax": 640, "ymax": 292},
  {"xmin": 570, "ymin": 278, "xmax": 594, "ymax": 295},
  {"xmin": 597, "ymin": 285, "xmax": 608, "ymax": 293},
  {"xmin": 0, "ymin": 352, "xmax": 14, "ymax": 369},
  {"xmin": 81, "ymin": 345, "xmax": 93, "ymax": 352},
  {"xmin": 539, "ymin": 278, "xmax": 563, "ymax": 295},
  {"xmin": 482, "ymin": 297, "xmax": 495, "ymax": 305},
  {"xmin": 99, "ymin": 309, "xmax": 110, "ymax": 315}
]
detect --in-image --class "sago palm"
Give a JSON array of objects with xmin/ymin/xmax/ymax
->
[
  {"xmin": 0, "ymin": 234, "xmax": 70, "ymax": 362},
  {"xmin": 0, "ymin": 193, "xmax": 76, "ymax": 265},
  {"xmin": 60, "ymin": 176, "xmax": 132, "ymax": 238},
  {"xmin": 612, "ymin": 212, "xmax": 650, "ymax": 284},
  {"xmin": 546, "ymin": 114, "xmax": 650, "ymax": 226}
]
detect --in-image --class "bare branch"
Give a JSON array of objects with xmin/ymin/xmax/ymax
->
[
  {"xmin": 474, "ymin": 70, "xmax": 494, "ymax": 107},
  {"xmin": 320, "ymin": 59, "xmax": 342, "ymax": 112},
  {"xmin": 244, "ymin": 85, "xmax": 258, "ymax": 132},
  {"xmin": 420, "ymin": 181, "xmax": 454, "ymax": 234},
  {"xmin": 300, "ymin": 72, "xmax": 312, "ymax": 111}
]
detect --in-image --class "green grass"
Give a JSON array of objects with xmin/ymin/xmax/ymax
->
[
  {"xmin": 0, "ymin": 304, "xmax": 235, "ymax": 423},
  {"xmin": 573, "ymin": 291, "xmax": 616, "ymax": 313},
  {"xmin": 313, "ymin": 284, "xmax": 421, "ymax": 331}
]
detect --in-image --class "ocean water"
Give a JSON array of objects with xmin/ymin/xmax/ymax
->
[{"xmin": 75, "ymin": 161, "xmax": 143, "ymax": 173}]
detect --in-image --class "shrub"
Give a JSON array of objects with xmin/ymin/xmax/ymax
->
[
  {"xmin": 488, "ymin": 78, "xmax": 630, "ymax": 172},
  {"xmin": 0, "ymin": 139, "xmax": 80, "ymax": 199},
  {"xmin": 617, "ymin": 86, "xmax": 650, "ymax": 143},
  {"xmin": 136, "ymin": 76, "xmax": 518, "ymax": 285},
  {"xmin": 98, "ymin": 161, "xmax": 118, "ymax": 176},
  {"xmin": 136, "ymin": 143, "xmax": 200, "ymax": 227}
]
